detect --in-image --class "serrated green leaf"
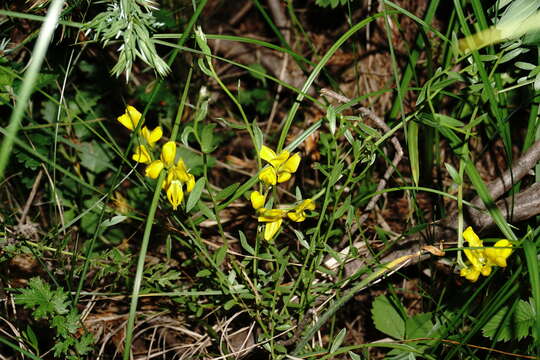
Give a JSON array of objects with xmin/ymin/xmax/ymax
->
[
  {"xmin": 15, "ymin": 278, "xmax": 69, "ymax": 319},
  {"xmin": 405, "ymin": 312, "xmax": 434, "ymax": 339},
  {"xmin": 372, "ymin": 295, "xmax": 405, "ymax": 339},
  {"xmin": 482, "ymin": 300, "xmax": 535, "ymax": 341}
]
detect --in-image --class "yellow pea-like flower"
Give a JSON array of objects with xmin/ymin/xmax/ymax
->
[
  {"xmin": 117, "ymin": 105, "xmax": 142, "ymax": 131},
  {"xmin": 459, "ymin": 227, "xmax": 513, "ymax": 282},
  {"xmin": 287, "ymin": 199, "xmax": 315, "ymax": 222},
  {"xmin": 186, "ymin": 174, "xmax": 195, "ymax": 192},
  {"xmin": 460, "ymin": 266, "xmax": 481, "ymax": 283},
  {"xmin": 259, "ymin": 167, "xmax": 277, "ymax": 186},
  {"xmin": 250, "ymin": 191, "xmax": 266, "ymax": 210},
  {"xmin": 257, "ymin": 208, "xmax": 286, "ymax": 241},
  {"xmin": 485, "ymin": 239, "xmax": 513, "ymax": 268},
  {"xmin": 145, "ymin": 160, "xmax": 164, "ymax": 179},
  {"xmin": 259, "ymin": 145, "xmax": 301, "ymax": 185},
  {"xmin": 161, "ymin": 141, "xmax": 176, "ymax": 166},
  {"xmin": 264, "ymin": 218, "xmax": 283, "ymax": 242},
  {"xmin": 141, "ymin": 126, "xmax": 163, "ymax": 147},
  {"xmin": 167, "ymin": 180, "xmax": 184, "ymax": 210},
  {"xmin": 132, "ymin": 145, "xmax": 151, "ymax": 164}
]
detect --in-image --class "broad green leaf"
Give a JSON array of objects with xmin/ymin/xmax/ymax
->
[
  {"xmin": 372, "ymin": 295, "xmax": 405, "ymax": 339},
  {"xmin": 482, "ymin": 300, "xmax": 535, "ymax": 341},
  {"xmin": 405, "ymin": 312, "xmax": 434, "ymax": 339},
  {"xmin": 186, "ymin": 178, "xmax": 205, "ymax": 212},
  {"xmin": 200, "ymin": 124, "xmax": 216, "ymax": 153}
]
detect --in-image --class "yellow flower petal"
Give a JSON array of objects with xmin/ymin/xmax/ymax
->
[
  {"xmin": 117, "ymin": 106, "xmax": 141, "ymax": 130},
  {"xmin": 259, "ymin": 167, "xmax": 277, "ymax": 185},
  {"xmin": 463, "ymin": 226, "xmax": 483, "ymax": 248},
  {"xmin": 132, "ymin": 145, "xmax": 151, "ymax": 164},
  {"xmin": 250, "ymin": 191, "xmax": 266, "ymax": 210},
  {"xmin": 264, "ymin": 219, "xmax": 282, "ymax": 241},
  {"xmin": 258, "ymin": 209, "xmax": 286, "ymax": 222},
  {"xmin": 142, "ymin": 126, "xmax": 163, "ymax": 147},
  {"xmin": 287, "ymin": 211, "xmax": 304, "ymax": 222},
  {"xmin": 480, "ymin": 265, "xmax": 492, "ymax": 277},
  {"xmin": 163, "ymin": 169, "xmax": 174, "ymax": 189},
  {"xmin": 186, "ymin": 174, "xmax": 195, "ymax": 192},
  {"xmin": 167, "ymin": 180, "xmax": 184, "ymax": 210},
  {"xmin": 145, "ymin": 160, "xmax": 164, "ymax": 179},
  {"xmin": 282, "ymin": 153, "xmax": 301, "ymax": 173},
  {"xmin": 161, "ymin": 141, "xmax": 176, "ymax": 166},
  {"xmin": 260, "ymin": 145, "xmax": 277, "ymax": 163},
  {"xmin": 302, "ymin": 199, "xmax": 316, "ymax": 211},
  {"xmin": 270, "ymin": 150, "xmax": 290, "ymax": 168},
  {"xmin": 460, "ymin": 266, "xmax": 480, "ymax": 282},
  {"xmin": 277, "ymin": 171, "xmax": 292, "ymax": 183},
  {"xmin": 486, "ymin": 239, "xmax": 513, "ymax": 267}
]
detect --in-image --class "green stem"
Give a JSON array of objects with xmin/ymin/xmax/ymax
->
[{"xmin": 122, "ymin": 170, "xmax": 166, "ymax": 360}]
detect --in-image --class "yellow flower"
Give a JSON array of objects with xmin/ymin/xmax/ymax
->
[
  {"xmin": 161, "ymin": 141, "xmax": 176, "ymax": 166},
  {"xmin": 460, "ymin": 227, "xmax": 513, "ymax": 282},
  {"xmin": 144, "ymin": 141, "xmax": 176, "ymax": 179},
  {"xmin": 117, "ymin": 105, "xmax": 142, "ymax": 131},
  {"xmin": 167, "ymin": 180, "xmax": 184, "ymax": 210},
  {"xmin": 141, "ymin": 126, "xmax": 163, "ymax": 147},
  {"xmin": 257, "ymin": 208, "xmax": 287, "ymax": 241},
  {"xmin": 251, "ymin": 191, "xmax": 266, "ymax": 210},
  {"xmin": 460, "ymin": 266, "xmax": 481, "ymax": 282},
  {"xmin": 486, "ymin": 239, "xmax": 513, "ymax": 267},
  {"xmin": 259, "ymin": 145, "xmax": 301, "ymax": 185},
  {"xmin": 287, "ymin": 199, "xmax": 315, "ymax": 222},
  {"xmin": 132, "ymin": 145, "xmax": 151, "ymax": 164},
  {"xmin": 145, "ymin": 160, "xmax": 164, "ymax": 179}
]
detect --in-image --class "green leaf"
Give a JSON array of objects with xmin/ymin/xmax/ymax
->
[
  {"xmin": 239, "ymin": 230, "xmax": 255, "ymax": 255},
  {"xmin": 327, "ymin": 105, "xmax": 336, "ymax": 135},
  {"xmin": 407, "ymin": 120, "xmax": 419, "ymax": 186},
  {"xmin": 78, "ymin": 141, "xmax": 114, "ymax": 174},
  {"xmin": 74, "ymin": 333, "xmax": 94, "ymax": 355},
  {"xmin": 444, "ymin": 163, "xmax": 461, "ymax": 185},
  {"xmin": 186, "ymin": 178, "xmax": 205, "ymax": 212},
  {"xmin": 215, "ymin": 183, "xmax": 239, "ymax": 201},
  {"xmin": 482, "ymin": 300, "xmax": 535, "ymax": 341},
  {"xmin": 15, "ymin": 277, "xmax": 69, "ymax": 319},
  {"xmin": 196, "ymin": 269, "xmax": 212, "ymax": 277},
  {"xmin": 372, "ymin": 295, "xmax": 405, "ymax": 339},
  {"xmin": 200, "ymin": 123, "xmax": 217, "ymax": 153},
  {"xmin": 405, "ymin": 312, "xmax": 434, "ymax": 339},
  {"xmin": 330, "ymin": 328, "xmax": 347, "ymax": 353},
  {"xmin": 252, "ymin": 121, "xmax": 263, "ymax": 153},
  {"xmin": 214, "ymin": 245, "xmax": 227, "ymax": 266}
]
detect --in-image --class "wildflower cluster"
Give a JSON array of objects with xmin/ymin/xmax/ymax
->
[
  {"xmin": 117, "ymin": 106, "xmax": 195, "ymax": 210},
  {"xmin": 459, "ymin": 227, "xmax": 513, "ymax": 282},
  {"xmin": 251, "ymin": 145, "xmax": 315, "ymax": 241}
]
